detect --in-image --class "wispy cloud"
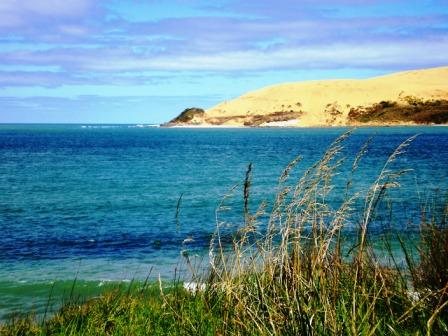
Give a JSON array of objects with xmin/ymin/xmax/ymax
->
[
  {"xmin": 0, "ymin": 0, "xmax": 99, "ymax": 41},
  {"xmin": 1, "ymin": 29, "xmax": 446, "ymax": 74}
]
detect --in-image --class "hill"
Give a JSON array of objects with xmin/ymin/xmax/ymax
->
[{"xmin": 167, "ymin": 66, "xmax": 448, "ymax": 127}]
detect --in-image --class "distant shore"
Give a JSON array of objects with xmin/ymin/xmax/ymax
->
[
  {"xmin": 166, "ymin": 66, "xmax": 448, "ymax": 128},
  {"xmin": 164, "ymin": 122, "xmax": 448, "ymax": 128}
]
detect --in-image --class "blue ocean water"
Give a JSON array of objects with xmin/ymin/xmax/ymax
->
[{"xmin": 0, "ymin": 125, "xmax": 447, "ymax": 319}]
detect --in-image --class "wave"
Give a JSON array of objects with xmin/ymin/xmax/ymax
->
[
  {"xmin": 80, "ymin": 125, "xmax": 122, "ymax": 129},
  {"xmin": 129, "ymin": 124, "xmax": 160, "ymax": 128},
  {"xmin": 80, "ymin": 124, "xmax": 160, "ymax": 129}
]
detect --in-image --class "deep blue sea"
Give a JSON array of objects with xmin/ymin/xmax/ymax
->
[{"xmin": 0, "ymin": 124, "xmax": 447, "ymax": 319}]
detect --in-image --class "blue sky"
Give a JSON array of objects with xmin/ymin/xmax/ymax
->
[{"xmin": 0, "ymin": 0, "xmax": 447, "ymax": 123}]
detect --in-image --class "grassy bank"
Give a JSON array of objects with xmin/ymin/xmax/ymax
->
[{"xmin": 2, "ymin": 131, "xmax": 447, "ymax": 335}]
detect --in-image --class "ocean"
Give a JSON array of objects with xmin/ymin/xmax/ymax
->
[{"xmin": 0, "ymin": 124, "xmax": 447, "ymax": 319}]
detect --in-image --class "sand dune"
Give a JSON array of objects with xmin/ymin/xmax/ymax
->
[{"xmin": 170, "ymin": 66, "xmax": 448, "ymax": 127}]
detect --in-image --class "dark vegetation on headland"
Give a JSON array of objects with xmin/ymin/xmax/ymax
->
[
  {"xmin": 2, "ymin": 132, "xmax": 448, "ymax": 335},
  {"xmin": 348, "ymin": 97, "xmax": 448, "ymax": 125},
  {"xmin": 165, "ymin": 107, "xmax": 205, "ymax": 125}
]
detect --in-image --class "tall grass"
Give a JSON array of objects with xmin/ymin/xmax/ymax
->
[
  {"xmin": 204, "ymin": 131, "xmax": 442, "ymax": 335},
  {"xmin": 2, "ymin": 131, "xmax": 447, "ymax": 335}
]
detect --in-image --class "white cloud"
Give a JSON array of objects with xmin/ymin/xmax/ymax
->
[
  {"xmin": 0, "ymin": 0, "xmax": 94, "ymax": 28},
  {"xmin": 83, "ymin": 38, "xmax": 448, "ymax": 72}
]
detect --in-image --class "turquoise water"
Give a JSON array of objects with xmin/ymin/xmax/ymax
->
[{"xmin": 0, "ymin": 125, "xmax": 447, "ymax": 319}]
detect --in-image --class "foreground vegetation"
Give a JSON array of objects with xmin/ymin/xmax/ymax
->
[{"xmin": 2, "ymin": 131, "xmax": 448, "ymax": 335}]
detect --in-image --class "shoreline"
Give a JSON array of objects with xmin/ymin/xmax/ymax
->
[{"xmin": 164, "ymin": 123, "xmax": 448, "ymax": 129}]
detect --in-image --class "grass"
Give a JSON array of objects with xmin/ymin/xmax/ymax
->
[{"xmin": 1, "ymin": 131, "xmax": 448, "ymax": 335}]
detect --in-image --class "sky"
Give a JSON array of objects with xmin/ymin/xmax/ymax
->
[{"xmin": 0, "ymin": 0, "xmax": 447, "ymax": 123}]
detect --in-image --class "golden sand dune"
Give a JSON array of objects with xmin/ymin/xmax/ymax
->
[{"xmin": 170, "ymin": 66, "xmax": 448, "ymax": 127}]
